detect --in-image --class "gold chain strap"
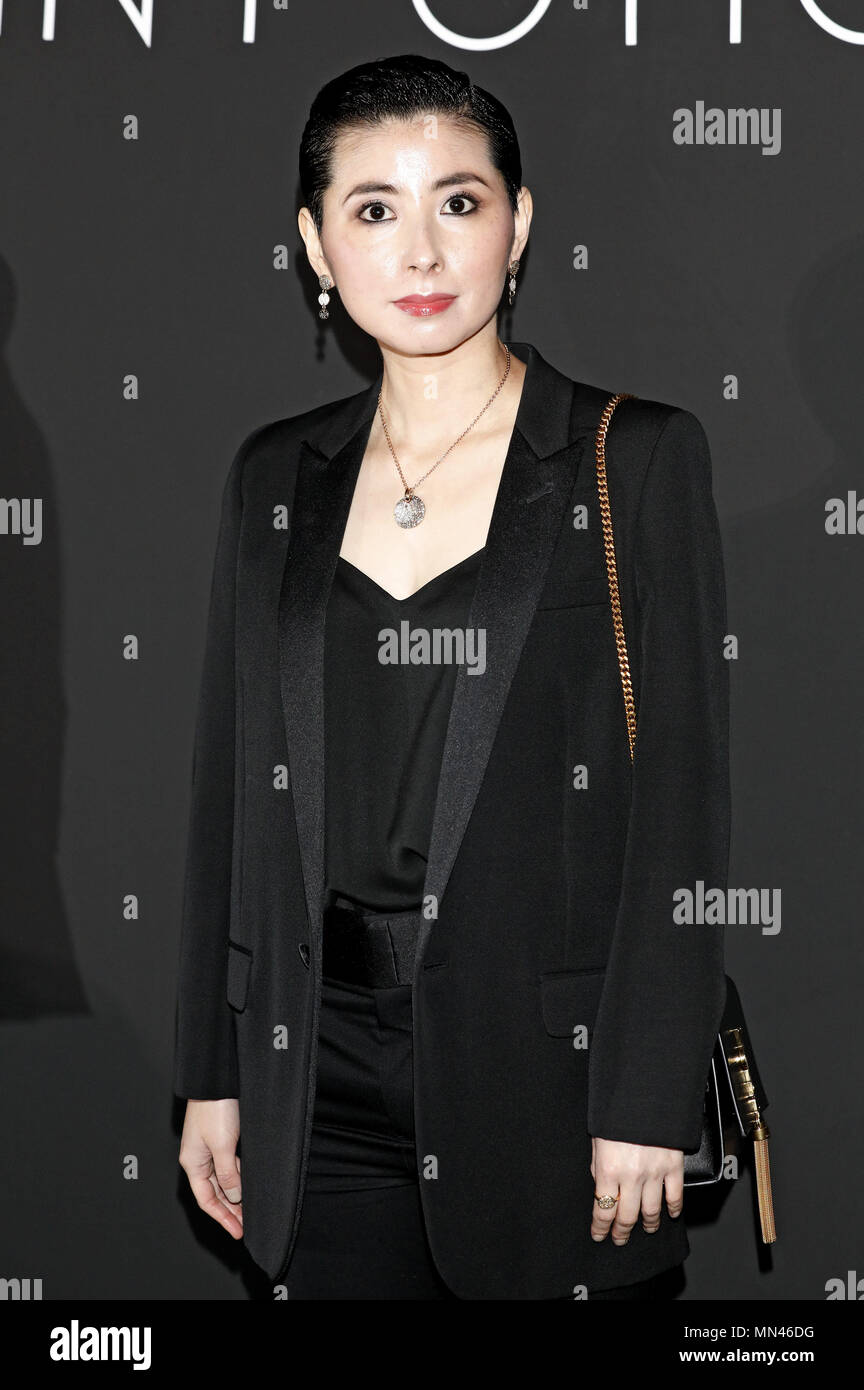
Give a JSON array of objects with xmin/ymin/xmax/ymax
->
[{"xmin": 594, "ymin": 392, "xmax": 638, "ymax": 762}]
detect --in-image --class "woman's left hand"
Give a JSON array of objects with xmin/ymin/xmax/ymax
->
[{"xmin": 589, "ymin": 1136, "xmax": 684, "ymax": 1243}]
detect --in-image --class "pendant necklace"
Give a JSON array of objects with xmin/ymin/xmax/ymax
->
[{"xmin": 379, "ymin": 344, "xmax": 511, "ymax": 529}]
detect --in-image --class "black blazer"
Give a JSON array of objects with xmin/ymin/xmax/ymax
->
[{"xmin": 173, "ymin": 340, "xmax": 730, "ymax": 1299}]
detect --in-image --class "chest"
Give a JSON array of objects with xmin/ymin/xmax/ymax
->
[{"xmin": 337, "ymin": 430, "xmax": 515, "ymax": 602}]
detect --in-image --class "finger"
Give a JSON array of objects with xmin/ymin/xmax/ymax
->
[
  {"xmin": 665, "ymin": 1165, "xmax": 685, "ymax": 1220},
  {"xmin": 208, "ymin": 1173, "xmax": 244, "ymax": 1227},
  {"xmin": 640, "ymin": 1177, "xmax": 664, "ymax": 1234},
  {"xmin": 180, "ymin": 1139, "xmax": 244, "ymax": 1238},
  {"xmin": 590, "ymin": 1168, "xmax": 620, "ymax": 1241},
  {"xmin": 185, "ymin": 1168, "xmax": 244, "ymax": 1239},
  {"xmin": 610, "ymin": 1178, "xmax": 641, "ymax": 1245},
  {"xmin": 212, "ymin": 1146, "xmax": 243, "ymax": 1206}
]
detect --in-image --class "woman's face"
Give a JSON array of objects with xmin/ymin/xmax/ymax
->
[{"xmin": 303, "ymin": 114, "xmax": 530, "ymax": 354}]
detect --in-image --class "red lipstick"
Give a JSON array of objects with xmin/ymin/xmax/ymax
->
[{"xmin": 393, "ymin": 294, "xmax": 456, "ymax": 317}]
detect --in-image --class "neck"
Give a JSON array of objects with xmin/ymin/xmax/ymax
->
[{"xmin": 374, "ymin": 327, "xmax": 513, "ymax": 451}]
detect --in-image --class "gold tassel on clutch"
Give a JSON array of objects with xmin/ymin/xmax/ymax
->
[
  {"xmin": 753, "ymin": 1126, "xmax": 777, "ymax": 1244},
  {"xmin": 724, "ymin": 1027, "xmax": 777, "ymax": 1244}
]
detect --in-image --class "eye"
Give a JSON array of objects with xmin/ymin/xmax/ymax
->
[
  {"xmin": 357, "ymin": 201, "xmax": 396, "ymax": 222},
  {"xmin": 442, "ymin": 192, "xmax": 479, "ymax": 215}
]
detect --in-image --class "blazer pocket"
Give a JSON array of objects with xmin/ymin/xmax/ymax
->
[
  {"xmin": 539, "ymin": 967, "xmax": 606, "ymax": 1037},
  {"xmin": 535, "ymin": 576, "xmax": 610, "ymax": 611},
  {"xmin": 226, "ymin": 940, "xmax": 253, "ymax": 1012},
  {"xmin": 232, "ymin": 674, "xmax": 246, "ymax": 930}
]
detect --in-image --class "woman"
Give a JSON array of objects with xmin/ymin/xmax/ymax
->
[{"xmin": 175, "ymin": 54, "xmax": 729, "ymax": 1301}]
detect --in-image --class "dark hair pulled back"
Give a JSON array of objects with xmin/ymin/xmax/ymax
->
[{"xmin": 299, "ymin": 52, "xmax": 522, "ymax": 233}]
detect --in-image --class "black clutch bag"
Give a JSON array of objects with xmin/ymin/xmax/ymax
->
[{"xmin": 594, "ymin": 393, "xmax": 776, "ymax": 1243}]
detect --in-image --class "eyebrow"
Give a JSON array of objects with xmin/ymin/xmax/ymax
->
[{"xmin": 341, "ymin": 171, "xmax": 491, "ymax": 205}]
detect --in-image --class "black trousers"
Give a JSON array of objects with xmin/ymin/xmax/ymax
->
[{"xmin": 279, "ymin": 970, "xmax": 684, "ymax": 1301}]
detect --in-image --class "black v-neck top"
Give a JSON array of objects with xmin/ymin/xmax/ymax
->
[{"xmin": 323, "ymin": 548, "xmax": 484, "ymax": 914}]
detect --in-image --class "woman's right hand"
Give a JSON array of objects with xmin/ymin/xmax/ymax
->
[{"xmin": 179, "ymin": 1098, "xmax": 243, "ymax": 1239}]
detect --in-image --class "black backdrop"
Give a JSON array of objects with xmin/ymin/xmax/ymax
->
[{"xmin": 0, "ymin": 0, "xmax": 862, "ymax": 1301}]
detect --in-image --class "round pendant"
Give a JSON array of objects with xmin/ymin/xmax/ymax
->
[{"xmin": 394, "ymin": 493, "xmax": 426, "ymax": 528}]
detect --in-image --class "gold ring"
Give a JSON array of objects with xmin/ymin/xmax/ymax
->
[{"xmin": 594, "ymin": 1192, "xmax": 619, "ymax": 1209}]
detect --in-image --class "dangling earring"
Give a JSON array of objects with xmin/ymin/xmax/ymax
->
[
  {"xmin": 507, "ymin": 259, "xmax": 520, "ymax": 307},
  {"xmin": 318, "ymin": 274, "xmax": 333, "ymax": 320}
]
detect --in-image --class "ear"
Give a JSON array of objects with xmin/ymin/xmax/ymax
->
[
  {"xmin": 297, "ymin": 206, "xmax": 333, "ymax": 282},
  {"xmin": 510, "ymin": 185, "xmax": 533, "ymax": 263}
]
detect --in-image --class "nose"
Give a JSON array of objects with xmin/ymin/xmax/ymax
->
[
  {"xmin": 408, "ymin": 255, "xmax": 440, "ymax": 275},
  {"xmin": 404, "ymin": 212, "xmax": 442, "ymax": 275},
  {"xmin": 406, "ymin": 247, "xmax": 441, "ymax": 275}
]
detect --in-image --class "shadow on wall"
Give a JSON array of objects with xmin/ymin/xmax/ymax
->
[
  {"xmin": 0, "ymin": 253, "xmax": 88, "ymax": 1019},
  {"xmin": 691, "ymin": 230, "xmax": 864, "ymax": 1298}
]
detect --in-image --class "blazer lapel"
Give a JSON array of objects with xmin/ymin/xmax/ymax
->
[
  {"xmin": 417, "ymin": 345, "xmax": 603, "ymax": 967},
  {"xmin": 276, "ymin": 340, "xmax": 605, "ymax": 963},
  {"xmin": 277, "ymin": 408, "xmax": 377, "ymax": 936}
]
